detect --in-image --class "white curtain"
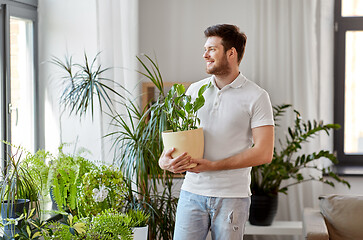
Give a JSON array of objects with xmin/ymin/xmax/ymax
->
[
  {"xmin": 246, "ymin": 1, "xmax": 335, "ymax": 240},
  {"xmin": 95, "ymin": 0, "xmax": 139, "ymax": 163}
]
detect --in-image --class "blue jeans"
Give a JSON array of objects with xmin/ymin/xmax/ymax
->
[{"xmin": 174, "ymin": 190, "xmax": 251, "ymax": 240}]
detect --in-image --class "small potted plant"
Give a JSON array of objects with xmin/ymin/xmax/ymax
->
[
  {"xmin": 0, "ymin": 142, "xmax": 40, "ymax": 239},
  {"xmin": 124, "ymin": 209, "xmax": 150, "ymax": 240},
  {"xmin": 161, "ymin": 83, "xmax": 210, "ymax": 168}
]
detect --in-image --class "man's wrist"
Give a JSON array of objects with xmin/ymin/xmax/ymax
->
[{"xmin": 210, "ymin": 160, "xmax": 218, "ymax": 171}]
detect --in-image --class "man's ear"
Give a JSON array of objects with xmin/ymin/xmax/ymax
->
[
  {"xmin": 227, "ymin": 47, "xmax": 234, "ymax": 56},
  {"xmin": 228, "ymin": 47, "xmax": 238, "ymax": 61}
]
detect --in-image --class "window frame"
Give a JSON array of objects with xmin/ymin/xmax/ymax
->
[
  {"xmin": 0, "ymin": 0, "xmax": 38, "ymax": 166},
  {"xmin": 334, "ymin": 0, "xmax": 363, "ymax": 175}
]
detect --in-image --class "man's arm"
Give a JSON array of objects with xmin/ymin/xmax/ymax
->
[
  {"xmin": 188, "ymin": 125, "xmax": 274, "ymax": 173},
  {"xmin": 159, "ymin": 148, "xmax": 192, "ymax": 173}
]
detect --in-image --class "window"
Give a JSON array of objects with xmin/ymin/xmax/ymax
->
[
  {"xmin": 334, "ymin": 0, "xmax": 363, "ymax": 174},
  {"xmin": 0, "ymin": 1, "xmax": 38, "ymax": 164}
]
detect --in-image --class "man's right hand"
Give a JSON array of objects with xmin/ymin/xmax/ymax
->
[{"xmin": 159, "ymin": 148, "xmax": 192, "ymax": 173}]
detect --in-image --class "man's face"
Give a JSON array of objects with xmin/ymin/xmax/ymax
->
[{"xmin": 203, "ymin": 36, "xmax": 231, "ymax": 75}]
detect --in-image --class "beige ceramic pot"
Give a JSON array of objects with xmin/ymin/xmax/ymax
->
[{"xmin": 162, "ymin": 128, "xmax": 204, "ymax": 168}]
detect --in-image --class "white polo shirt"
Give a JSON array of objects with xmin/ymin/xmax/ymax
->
[{"xmin": 181, "ymin": 73, "xmax": 274, "ymax": 198}]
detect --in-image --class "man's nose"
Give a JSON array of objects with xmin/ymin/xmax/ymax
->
[{"xmin": 203, "ymin": 51, "xmax": 209, "ymax": 59}]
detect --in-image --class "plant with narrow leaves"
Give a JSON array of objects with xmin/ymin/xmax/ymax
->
[
  {"xmin": 0, "ymin": 142, "xmax": 40, "ymax": 220},
  {"xmin": 123, "ymin": 209, "xmax": 150, "ymax": 228},
  {"xmin": 109, "ymin": 54, "xmax": 179, "ymax": 239},
  {"xmin": 163, "ymin": 83, "xmax": 210, "ymax": 132},
  {"xmin": 52, "ymin": 52, "xmax": 127, "ymax": 119},
  {"xmin": 250, "ymin": 104, "xmax": 350, "ymax": 196}
]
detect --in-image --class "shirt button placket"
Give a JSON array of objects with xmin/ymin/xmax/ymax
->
[{"xmin": 214, "ymin": 92, "xmax": 221, "ymax": 109}]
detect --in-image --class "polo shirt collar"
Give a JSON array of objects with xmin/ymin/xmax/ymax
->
[{"xmin": 210, "ymin": 73, "xmax": 246, "ymax": 90}]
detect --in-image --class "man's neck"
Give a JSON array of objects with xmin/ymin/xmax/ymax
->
[{"xmin": 214, "ymin": 69, "xmax": 240, "ymax": 89}]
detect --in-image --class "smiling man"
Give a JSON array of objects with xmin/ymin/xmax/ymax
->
[{"xmin": 159, "ymin": 24, "xmax": 275, "ymax": 240}]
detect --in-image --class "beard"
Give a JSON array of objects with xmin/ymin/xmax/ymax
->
[{"xmin": 205, "ymin": 54, "xmax": 231, "ymax": 75}]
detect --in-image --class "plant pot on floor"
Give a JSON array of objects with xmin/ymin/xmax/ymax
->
[
  {"xmin": 1, "ymin": 199, "xmax": 30, "ymax": 239},
  {"xmin": 249, "ymin": 194, "xmax": 278, "ymax": 226},
  {"xmin": 132, "ymin": 225, "xmax": 148, "ymax": 240},
  {"xmin": 162, "ymin": 128, "xmax": 204, "ymax": 168}
]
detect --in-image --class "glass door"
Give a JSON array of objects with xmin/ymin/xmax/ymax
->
[{"xmin": 9, "ymin": 15, "xmax": 35, "ymax": 152}]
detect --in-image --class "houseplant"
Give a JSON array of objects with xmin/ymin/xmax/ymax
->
[
  {"xmin": 52, "ymin": 52, "xmax": 188, "ymax": 239},
  {"xmin": 0, "ymin": 142, "xmax": 40, "ymax": 239},
  {"xmin": 22, "ymin": 144, "xmax": 97, "ymax": 216},
  {"xmin": 42, "ymin": 208, "xmax": 149, "ymax": 240},
  {"xmin": 125, "ymin": 209, "xmax": 150, "ymax": 240},
  {"xmin": 4, "ymin": 208, "xmax": 51, "ymax": 240},
  {"xmin": 51, "ymin": 52, "xmax": 171, "ymax": 239},
  {"xmin": 109, "ymin": 54, "xmax": 181, "ymax": 239},
  {"xmin": 249, "ymin": 104, "xmax": 350, "ymax": 226},
  {"xmin": 78, "ymin": 164, "xmax": 127, "ymax": 217},
  {"xmin": 47, "ymin": 145, "xmax": 96, "ymax": 216},
  {"xmin": 21, "ymin": 149, "xmax": 52, "ymax": 198},
  {"xmin": 51, "ymin": 52, "xmax": 127, "ymax": 119},
  {"xmin": 161, "ymin": 82, "xmax": 210, "ymax": 168}
]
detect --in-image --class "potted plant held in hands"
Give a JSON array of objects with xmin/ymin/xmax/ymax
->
[{"xmin": 161, "ymin": 83, "xmax": 210, "ymax": 168}]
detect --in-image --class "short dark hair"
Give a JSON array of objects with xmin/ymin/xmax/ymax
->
[{"xmin": 204, "ymin": 24, "xmax": 247, "ymax": 63}]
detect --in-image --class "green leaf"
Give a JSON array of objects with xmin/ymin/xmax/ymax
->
[
  {"xmin": 198, "ymin": 82, "xmax": 211, "ymax": 96},
  {"xmin": 175, "ymin": 84, "xmax": 185, "ymax": 96},
  {"xmin": 193, "ymin": 97, "xmax": 205, "ymax": 112},
  {"xmin": 185, "ymin": 102, "xmax": 192, "ymax": 112}
]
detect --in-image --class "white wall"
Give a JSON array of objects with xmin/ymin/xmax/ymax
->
[
  {"xmin": 323, "ymin": 177, "xmax": 363, "ymax": 195},
  {"xmin": 139, "ymin": 0, "xmax": 255, "ymax": 84}
]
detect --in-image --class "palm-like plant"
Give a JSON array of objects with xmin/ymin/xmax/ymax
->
[
  {"xmin": 52, "ymin": 52, "xmax": 127, "ymax": 119},
  {"xmin": 108, "ymin": 54, "xmax": 178, "ymax": 240},
  {"xmin": 250, "ymin": 104, "xmax": 350, "ymax": 196}
]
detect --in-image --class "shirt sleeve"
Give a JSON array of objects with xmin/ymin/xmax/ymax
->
[{"xmin": 251, "ymin": 90, "xmax": 275, "ymax": 129}]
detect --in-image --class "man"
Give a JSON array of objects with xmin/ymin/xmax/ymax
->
[{"xmin": 159, "ymin": 24, "xmax": 274, "ymax": 240}]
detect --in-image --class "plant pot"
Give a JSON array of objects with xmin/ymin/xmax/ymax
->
[
  {"xmin": 132, "ymin": 225, "xmax": 148, "ymax": 240},
  {"xmin": 162, "ymin": 128, "xmax": 204, "ymax": 168},
  {"xmin": 1, "ymin": 199, "xmax": 30, "ymax": 239},
  {"xmin": 249, "ymin": 194, "xmax": 278, "ymax": 226}
]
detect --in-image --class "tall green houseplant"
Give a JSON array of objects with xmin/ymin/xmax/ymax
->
[
  {"xmin": 109, "ymin": 55, "xmax": 181, "ymax": 240},
  {"xmin": 251, "ymin": 104, "xmax": 350, "ymax": 196},
  {"xmin": 249, "ymin": 104, "xmax": 350, "ymax": 226}
]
